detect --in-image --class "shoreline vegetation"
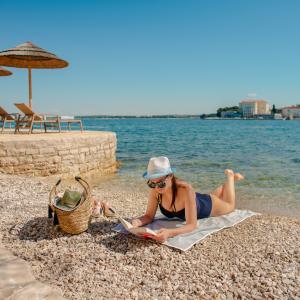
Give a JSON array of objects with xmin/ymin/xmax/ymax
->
[
  {"xmin": 76, "ymin": 114, "xmax": 300, "ymax": 120},
  {"xmin": 0, "ymin": 173, "xmax": 299, "ymax": 299}
]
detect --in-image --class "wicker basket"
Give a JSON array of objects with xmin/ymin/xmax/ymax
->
[{"xmin": 48, "ymin": 176, "xmax": 92, "ymax": 234}]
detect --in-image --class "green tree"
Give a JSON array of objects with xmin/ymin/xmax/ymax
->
[{"xmin": 216, "ymin": 106, "xmax": 239, "ymax": 117}]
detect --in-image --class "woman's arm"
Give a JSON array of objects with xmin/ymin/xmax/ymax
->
[
  {"xmin": 152, "ymin": 184, "xmax": 198, "ymax": 242},
  {"xmin": 131, "ymin": 189, "xmax": 158, "ymax": 227}
]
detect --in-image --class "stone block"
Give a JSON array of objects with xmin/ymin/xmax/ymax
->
[
  {"xmin": 79, "ymin": 153, "xmax": 86, "ymax": 163},
  {"xmin": 49, "ymin": 168, "xmax": 59, "ymax": 174},
  {"xmin": 0, "ymin": 246, "xmax": 65, "ymax": 299},
  {"xmin": 0, "ymin": 281, "xmax": 65, "ymax": 300},
  {"xmin": 32, "ymin": 155, "xmax": 49, "ymax": 163},
  {"xmin": 0, "ymin": 258, "xmax": 35, "ymax": 287},
  {"xmin": 18, "ymin": 156, "xmax": 33, "ymax": 164},
  {"xmin": 52, "ymin": 156, "xmax": 62, "ymax": 163},
  {"xmin": 69, "ymin": 166, "xmax": 80, "ymax": 174},
  {"xmin": 34, "ymin": 161, "xmax": 48, "ymax": 169},
  {"xmin": 25, "ymin": 149, "xmax": 39, "ymax": 155},
  {"xmin": 5, "ymin": 148, "xmax": 25, "ymax": 156},
  {"xmin": 58, "ymin": 150, "xmax": 70, "ymax": 156},
  {"xmin": 90, "ymin": 146, "xmax": 98, "ymax": 153},
  {"xmin": 79, "ymin": 165, "xmax": 88, "ymax": 173},
  {"xmin": 105, "ymin": 150, "xmax": 112, "ymax": 158},
  {"xmin": 0, "ymin": 166, "xmax": 14, "ymax": 174},
  {"xmin": 56, "ymin": 143, "xmax": 72, "ymax": 150},
  {"xmin": 79, "ymin": 147, "xmax": 90, "ymax": 154},
  {"xmin": 0, "ymin": 149, "xmax": 7, "ymax": 156},
  {"xmin": 63, "ymin": 160, "xmax": 75, "ymax": 166},
  {"xmin": 63, "ymin": 155, "xmax": 74, "ymax": 161},
  {"xmin": 0, "ymin": 157, "xmax": 19, "ymax": 167},
  {"xmin": 14, "ymin": 142, "xmax": 34, "ymax": 150},
  {"xmin": 13, "ymin": 164, "xmax": 34, "ymax": 173},
  {"xmin": 40, "ymin": 170, "xmax": 50, "ymax": 176},
  {"xmin": 39, "ymin": 147, "xmax": 56, "ymax": 155},
  {"xmin": 60, "ymin": 166, "xmax": 70, "ymax": 173},
  {"xmin": 70, "ymin": 149, "xmax": 79, "ymax": 155}
]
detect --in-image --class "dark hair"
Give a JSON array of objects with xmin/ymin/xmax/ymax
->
[
  {"xmin": 170, "ymin": 175, "xmax": 178, "ymax": 211},
  {"xmin": 156, "ymin": 174, "xmax": 178, "ymax": 211}
]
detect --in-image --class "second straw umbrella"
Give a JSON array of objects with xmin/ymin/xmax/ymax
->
[{"xmin": 0, "ymin": 66, "xmax": 12, "ymax": 76}]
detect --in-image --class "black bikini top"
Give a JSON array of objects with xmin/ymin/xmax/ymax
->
[{"xmin": 157, "ymin": 194, "xmax": 186, "ymax": 220}]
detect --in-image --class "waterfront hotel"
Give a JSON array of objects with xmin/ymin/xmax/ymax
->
[{"xmin": 239, "ymin": 99, "xmax": 270, "ymax": 117}]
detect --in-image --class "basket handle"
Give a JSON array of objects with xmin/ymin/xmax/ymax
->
[
  {"xmin": 49, "ymin": 178, "xmax": 62, "ymax": 205},
  {"xmin": 75, "ymin": 176, "xmax": 92, "ymax": 207},
  {"xmin": 75, "ymin": 176, "xmax": 91, "ymax": 196}
]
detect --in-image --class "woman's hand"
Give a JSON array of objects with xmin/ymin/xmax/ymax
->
[
  {"xmin": 151, "ymin": 228, "xmax": 172, "ymax": 243},
  {"xmin": 130, "ymin": 215, "xmax": 153, "ymax": 228},
  {"xmin": 130, "ymin": 218, "xmax": 141, "ymax": 228}
]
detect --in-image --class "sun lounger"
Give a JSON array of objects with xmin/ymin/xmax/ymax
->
[
  {"xmin": 14, "ymin": 103, "xmax": 83, "ymax": 134},
  {"xmin": 0, "ymin": 106, "xmax": 17, "ymax": 132},
  {"xmin": 14, "ymin": 103, "xmax": 61, "ymax": 134},
  {"xmin": 59, "ymin": 116, "xmax": 83, "ymax": 131}
]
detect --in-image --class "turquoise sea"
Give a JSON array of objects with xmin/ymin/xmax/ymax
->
[{"xmin": 83, "ymin": 118, "xmax": 300, "ymax": 218}]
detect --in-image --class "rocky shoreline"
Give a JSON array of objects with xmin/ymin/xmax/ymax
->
[{"xmin": 0, "ymin": 173, "xmax": 299, "ymax": 299}]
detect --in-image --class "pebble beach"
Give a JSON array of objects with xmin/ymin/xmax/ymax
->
[{"xmin": 0, "ymin": 173, "xmax": 299, "ymax": 300}]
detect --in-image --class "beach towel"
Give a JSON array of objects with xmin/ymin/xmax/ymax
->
[{"xmin": 113, "ymin": 209, "xmax": 258, "ymax": 251}]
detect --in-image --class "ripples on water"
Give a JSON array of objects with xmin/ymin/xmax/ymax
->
[{"xmin": 83, "ymin": 118, "xmax": 300, "ymax": 217}]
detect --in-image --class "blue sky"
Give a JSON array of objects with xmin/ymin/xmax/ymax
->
[{"xmin": 1, "ymin": 0, "xmax": 300, "ymax": 115}]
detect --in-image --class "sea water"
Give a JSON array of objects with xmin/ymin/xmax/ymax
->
[{"xmin": 82, "ymin": 118, "xmax": 300, "ymax": 217}]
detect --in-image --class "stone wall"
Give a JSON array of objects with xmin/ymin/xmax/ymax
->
[{"xmin": 0, "ymin": 131, "xmax": 117, "ymax": 177}]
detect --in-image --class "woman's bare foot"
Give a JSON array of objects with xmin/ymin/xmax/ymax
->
[
  {"xmin": 234, "ymin": 173, "xmax": 245, "ymax": 181},
  {"xmin": 224, "ymin": 169, "xmax": 234, "ymax": 177},
  {"xmin": 224, "ymin": 169, "xmax": 245, "ymax": 181},
  {"xmin": 91, "ymin": 198, "xmax": 115, "ymax": 218},
  {"xmin": 92, "ymin": 197, "xmax": 102, "ymax": 217},
  {"xmin": 101, "ymin": 201, "xmax": 115, "ymax": 217}
]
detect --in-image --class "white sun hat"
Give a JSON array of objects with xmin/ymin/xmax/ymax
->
[{"xmin": 143, "ymin": 156, "xmax": 176, "ymax": 179}]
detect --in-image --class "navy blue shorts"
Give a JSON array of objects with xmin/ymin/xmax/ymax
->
[{"xmin": 195, "ymin": 192, "xmax": 212, "ymax": 219}]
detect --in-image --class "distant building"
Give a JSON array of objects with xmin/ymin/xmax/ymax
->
[
  {"xmin": 239, "ymin": 99, "xmax": 270, "ymax": 117},
  {"xmin": 273, "ymin": 113, "xmax": 284, "ymax": 120},
  {"xmin": 281, "ymin": 106, "xmax": 300, "ymax": 119}
]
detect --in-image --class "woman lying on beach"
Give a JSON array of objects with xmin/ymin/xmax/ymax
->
[{"xmin": 130, "ymin": 156, "xmax": 244, "ymax": 243}]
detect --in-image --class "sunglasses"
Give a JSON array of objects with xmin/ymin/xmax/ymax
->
[{"xmin": 147, "ymin": 176, "xmax": 168, "ymax": 189}]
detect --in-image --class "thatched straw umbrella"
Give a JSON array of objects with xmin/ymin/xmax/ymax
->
[
  {"xmin": 0, "ymin": 42, "xmax": 68, "ymax": 108},
  {"xmin": 0, "ymin": 66, "xmax": 12, "ymax": 76}
]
